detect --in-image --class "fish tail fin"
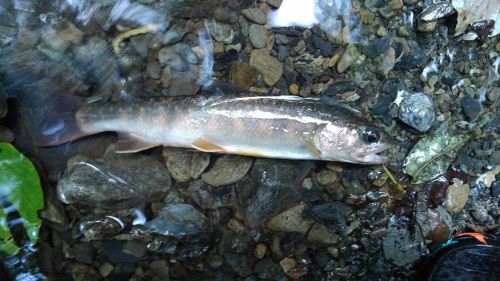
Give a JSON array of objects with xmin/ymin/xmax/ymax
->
[{"xmin": 33, "ymin": 92, "xmax": 92, "ymax": 147}]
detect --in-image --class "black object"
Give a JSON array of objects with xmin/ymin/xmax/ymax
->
[{"xmin": 417, "ymin": 232, "xmax": 500, "ymax": 281}]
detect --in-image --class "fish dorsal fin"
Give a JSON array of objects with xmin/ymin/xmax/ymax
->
[
  {"xmin": 191, "ymin": 137, "xmax": 225, "ymax": 153},
  {"xmin": 115, "ymin": 133, "xmax": 160, "ymax": 153}
]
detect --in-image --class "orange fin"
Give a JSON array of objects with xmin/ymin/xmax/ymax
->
[
  {"xmin": 191, "ymin": 137, "xmax": 225, "ymax": 153},
  {"xmin": 115, "ymin": 133, "xmax": 160, "ymax": 153},
  {"xmin": 456, "ymin": 232, "xmax": 487, "ymax": 244}
]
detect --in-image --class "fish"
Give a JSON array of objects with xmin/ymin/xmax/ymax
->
[{"xmin": 39, "ymin": 93, "xmax": 392, "ymax": 164}]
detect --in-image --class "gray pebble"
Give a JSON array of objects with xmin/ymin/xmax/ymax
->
[
  {"xmin": 399, "ymin": 92, "xmax": 435, "ymax": 132},
  {"xmin": 145, "ymin": 203, "xmax": 207, "ymax": 238},
  {"xmin": 201, "ymin": 155, "xmax": 253, "ymax": 186},
  {"xmin": 242, "ymin": 8, "xmax": 267, "ymax": 24},
  {"xmin": 248, "ymin": 24, "xmax": 268, "ymax": 49}
]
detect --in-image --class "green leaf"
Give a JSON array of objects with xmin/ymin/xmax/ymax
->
[
  {"xmin": 0, "ymin": 143, "xmax": 44, "ymax": 255},
  {"xmin": 403, "ymin": 132, "xmax": 469, "ymax": 184}
]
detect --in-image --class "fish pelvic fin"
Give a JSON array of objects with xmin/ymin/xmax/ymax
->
[
  {"xmin": 115, "ymin": 133, "xmax": 160, "ymax": 153},
  {"xmin": 191, "ymin": 137, "xmax": 225, "ymax": 153}
]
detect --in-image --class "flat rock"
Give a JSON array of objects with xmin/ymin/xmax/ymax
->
[
  {"xmin": 248, "ymin": 24, "xmax": 268, "ymax": 49},
  {"xmin": 201, "ymin": 155, "xmax": 253, "ymax": 186},
  {"xmin": 57, "ymin": 153, "xmax": 171, "ymax": 208},
  {"xmin": 250, "ymin": 49, "xmax": 283, "ymax": 86},
  {"xmin": 242, "ymin": 8, "xmax": 267, "ymax": 24},
  {"xmin": 266, "ymin": 204, "xmax": 314, "ymax": 234},
  {"xmin": 145, "ymin": 203, "xmax": 207, "ymax": 238}
]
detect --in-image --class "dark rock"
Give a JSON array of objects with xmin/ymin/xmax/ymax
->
[
  {"xmin": 100, "ymin": 240, "xmax": 148, "ymax": 263},
  {"xmin": 363, "ymin": 35, "xmax": 392, "ymax": 59},
  {"xmin": 308, "ymin": 202, "xmax": 353, "ymax": 229},
  {"xmin": 213, "ymin": 7, "xmax": 239, "ymax": 24},
  {"xmin": 382, "ymin": 78, "xmax": 405, "ymax": 95},
  {"xmin": 277, "ymin": 45, "xmax": 290, "ymax": 62},
  {"xmin": 383, "ymin": 215, "xmax": 426, "ymax": 266},
  {"xmin": 188, "ymin": 180, "xmax": 237, "ymax": 209},
  {"xmin": 323, "ymin": 81, "xmax": 357, "ymax": 95},
  {"xmin": 245, "ymin": 160, "xmax": 302, "ymax": 228},
  {"xmin": 79, "ymin": 216, "xmax": 125, "ymax": 240},
  {"xmin": 57, "ymin": 153, "xmax": 171, "ymax": 208},
  {"xmin": 254, "ymin": 258, "xmax": 282, "ymax": 280},
  {"xmin": 491, "ymin": 181, "xmax": 500, "ymax": 197},
  {"xmin": 225, "ymin": 253, "xmax": 253, "ymax": 277},
  {"xmin": 372, "ymin": 95, "xmax": 395, "ymax": 125},
  {"xmin": 461, "ymin": 97, "xmax": 482, "ymax": 120},
  {"xmin": 145, "ymin": 203, "xmax": 207, "ymax": 238}
]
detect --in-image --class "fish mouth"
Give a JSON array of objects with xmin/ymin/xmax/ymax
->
[{"xmin": 354, "ymin": 143, "xmax": 393, "ymax": 164}]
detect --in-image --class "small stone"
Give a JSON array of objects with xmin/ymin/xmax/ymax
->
[
  {"xmin": 229, "ymin": 62, "xmax": 257, "ymax": 89},
  {"xmin": 307, "ymin": 224, "xmax": 339, "ymax": 244},
  {"xmin": 213, "ymin": 7, "xmax": 239, "ymax": 24},
  {"xmin": 250, "ymin": 48, "xmax": 283, "ymax": 86},
  {"xmin": 337, "ymin": 44, "xmax": 359, "ymax": 73},
  {"xmin": 160, "ymin": 66, "xmax": 171, "ymax": 88},
  {"xmin": 201, "ymin": 155, "xmax": 253, "ymax": 186},
  {"xmin": 316, "ymin": 170, "xmax": 338, "ymax": 185},
  {"xmin": 266, "ymin": 0, "xmax": 283, "ymax": 8},
  {"xmin": 71, "ymin": 264, "xmax": 100, "ymax": 281},
  {"xmin": 398, "ymin": 92, "xmax": 435, "ymax": 132},
  {"xmin": 162, "ymin": 148, "xmax": 192, "ymax": 182},
  {"xmin": 328, "ymin": 54, "xmax": 340, "ymax": 67},
  {"xmin": 98, "ymin": 262, "xmax": 114, "ymax": 277},
  {"xmin": 417, "ymin": 207, "xmax": 452, "ymax": 243},
  {"xmin": 57, "ymin": 154, "xmax": 171, "ymax": 208},
  {"xmin": 146, "ymin": 61, "xmax": 161, "ymax": 80},
  {"xmin": 206, "ymin": 21, "xmax": 235, "ymax": 44},
  {"xmin": 188, "ymin": 180, "xmax": 237, "ymax": 209},
  {"xmin": 370, "ymin": 228, "xmax": 387, "ymax": 239},
  {"xmin": 254, "ymin": 243, "xmax": 267, "ymax": 259},
  {"xmin": 428, "ymin": 75, "xmax": 439, "ymax": 88},
  {"xmin": 145, "ymin": 203, "xmax": 207, "ymax": 238},
  {"xmin": 227, "ymin": 218, "xmax": 246, "ymax": 233},
  {"xmin": 123, "ymin": 240, "xmax": 146, "ymax": 258},
  {"xmin": 279, "ymin": 258, "xmax": 297, "ymax": 274},
  {"xmin": 310, "ymin": 202, "xmax": 352, "ymax": 229},
  {"xmin": 277, "ymin": 45, "xmax": 291, "ymax": 61},
  {"xmin": 266, "ymin": 204, "xmax": 314, "ymax": 234},
  {"xmin": 190, "ymin": 153, "xmax": 210, "ymax": 179},
  {"xmin": 249, "ymin": 24, "xmax": 268, "ymax": 49},
  {"xmin": 377, "ymin": 47, "xmax": 395, "ymax": 77},
  {"xmin": 376, "ymin": 26, "xmax": 388, "ymax": 37},
  {"xmin": 461, "ymin": 97, "xmax": 482, "ymax": 120},
  {"xmin": 293, "ymin": 40, "xmax": 306, "ymax": 55},
  {"xmin": 0, "ymin": 126, "xmax": 14, "ymax": 143},
  {"xmin": 79, "ymin": 216, "xmax": 124, "ymax": 240},
  {"xmin": 444, "ymin": 178, "xmax": 470, "ymax": 213},
  {"xmin": 275, "ymin": 34, "xmax": 288, "ymax": 45},
  {"xmin": 242, "ymin": 8, "xmax": 267, "ymax": 24},
  {"xmin": 417, "ymin": 20, "xmax": 437, "ymax": 32},
  {"xmin": 288, "ymin": 83, "xmax": 299, "ymax": 95},
  {"xmin": 383, "ymin": 215, "xmax": 426, "ymax": 266},
  {"xmin": 149, "ymin": 260, "xmax": 170, "ymax": 280}
]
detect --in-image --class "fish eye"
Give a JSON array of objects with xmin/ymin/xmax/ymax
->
[{"xmin": 362, "ymin": 129, "xmax": 380, "ymax": 144}]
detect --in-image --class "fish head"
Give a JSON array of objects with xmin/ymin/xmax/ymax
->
[{"xmin": 314, "ymin": 123, "xmax": 392, "ymax": 164}]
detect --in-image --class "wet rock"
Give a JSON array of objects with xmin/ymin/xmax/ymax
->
[
  {"xmin": 245, "ymin": 160, "xmax": 302, "ymax": 227},
  {"xmin": 229, "ymin": 62, "xmax": 257, "ymax": 89},
  {"xmin": 98, "ymin": 262, "xmax": 114, "ymax": 277},
  {"xmin": 162, "ymin": 148, "xmax": 192, "ymax": 182},
  {"xmin": 277, "ymin": 45, "xmax": 290, "ymax": 61},
  {"xmin": 100, "ymin": 240, "xmax": 148, "ymax": 263},
  {"xmin": 148, "ymin": 260, "xmax": 170, "ymax": 280},
  {"xmin": 309, "ymin": 202, "xmax": 352, "ymax": 229},
  {"xmin": 146, "ymin": 61, "xmax": 161, "ymax": 79},
  {"xmin": 444, "ymin": 178, "xmax": 470, "ymax": 213},
  {"xmin": 79, "ymin": 215, "xmax": 125, "ymax": 240},
  {"xmin": 280, "ymin": 257, "xmax": 297, "ymax": 275},
  {"xmin": 275, "ymin": 34, "xmax": 288, "ymax": 45},
  {"xmin": 64, "ymin": 243, "xmax": 96, "ymax": 264},
  {"xmin": 206, "ymin": 21, "xmax": 235, "ymax": 44},
  {"xmin": 363, "ymin": 35, "xmax": 392, "ymax": 59},
  {"xmin": 398, "ymin": 92, "xmax": 435, "ymax": 132},
  {"xmin": 417, "ymin": 20, "xmax": 437, "ymax": 32},
  {"xmin": 201, "ymin": 155, "xmax": 253, "ymax": 186},
  {"xmin": 254, "ymin": 258, "xmax": 283, "ymax": 280},
  {"xmin": 266, "ymin": 203, "xmax": 314, "ymax": 234},
  {"xmin": 461, "ymin": 97, "xmax": 482, "ymax": 120},
  {"xmin": 123, "ymin": 240, "xmax": 147, "ymax": 258},
  {"xmin": 242, "ymin": 8, "xmax": 267, "ymax": 24},
  {"xmin": 316, "ymin": 170, "xmax": 338, "ymax": 185},
  {"xmin": 307, "ymin": 224, "xmax": 339, "ymax": 244},
  {"xmin": 160, "ymin": 23, "xmax": 189, "ymax": 45},
  {"xmin": 248, "ymin": 24, "xmax": 268, "ymax": 49},
  {"xmin": 213, "ymin": 7, "xmax": 239, "ymax": 24},
  {"xmin": 416, "ymin": 207, "xmax": 452, "ymax": 243},
  {"xmin": 337, "ymin": 44, "xmax": 359, "ymax": 73},
  {"xmin": 383, "ymin": 215, "xmax": 426, "ymax": 266},
  {"xmin": 57, "ymin": 153, "xmax": 171, "ymax": 208},
  {"xmin": 266, "ymin": 0, "xmax": 283, "ymax": 8},
  {"xmin": 71, "ymin": 264, "xmax": 100, "ymax": 281},
  {"xmin": 145, "ymin": 203, "xmax": 207, "ymax": 238},
  {"xmin": 130, "ymin": 34, "xmax": 151, "ymax": 58},
  {"xmin": 0, "ymin": 25, "xmax": 17, "ymax": 46},
  {"xmin": 190, "ymin": 152, "xmax": 211, "ymax": 179},
  {"xmin": 188, "ymin": 180, "xmax": 237, "ymax": 209},
  {"xmin": 225, "ymin": 253, "xmax": 253, "ymax": 277},
  {"xmin": 254, "ymin": 243, "xmax": 267, "ymax": 259},
  {"xmin": 250, "ymin": 48, "xmax": 283, "ymax": 86},
  {"xmin": 377, "ymin": 47, "xmax": 395, "ymax": 77},
  {"xmin": 0, "ymin": 125, "xmax": 14, "ymax": 143}
]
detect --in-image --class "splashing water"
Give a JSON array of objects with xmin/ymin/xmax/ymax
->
[{"xmin": 268, "ymin": 0, "xmax": 353, "ymax": 40}]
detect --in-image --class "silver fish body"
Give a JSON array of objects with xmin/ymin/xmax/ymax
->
[{"xmin": 74, "ymin": 94, "xmax": 391, "ymax": 164}]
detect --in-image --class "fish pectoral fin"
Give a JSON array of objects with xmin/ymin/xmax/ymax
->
[
  {"xmin": 191, "ymin": 137, "xmax": 225, "ymax": 153},
  {"xmin": 115, "ymin": 133, "xmax": 160, "ymax": 153}
]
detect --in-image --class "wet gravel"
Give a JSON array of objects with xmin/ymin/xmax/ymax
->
[{"xmin": 0, "ymin": 0, "xmax": 499, "ymax": 280}]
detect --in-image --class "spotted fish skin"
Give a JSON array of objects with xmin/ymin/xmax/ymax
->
[{"xmin": 71, "ymin": 94, "xmax": 390, "ymax": 163}]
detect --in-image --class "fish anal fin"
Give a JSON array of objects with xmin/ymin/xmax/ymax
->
[
  {"xmin": 115, "ymin": 133, "xmax": 160, "ymax": 153},
  {"xmin": 192, "ymin": 137, "xmax": 225, "ymax": 153}
]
